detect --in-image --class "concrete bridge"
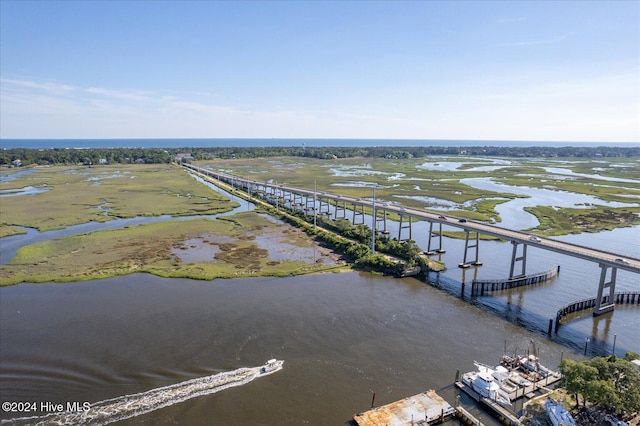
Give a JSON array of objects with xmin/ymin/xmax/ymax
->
[{"xmin": 183, "ymin": 163, "xmax": 640, "ymax": 316}]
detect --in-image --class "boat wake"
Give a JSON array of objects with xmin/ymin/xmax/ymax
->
[{"xmin": 2, "ymin": 360, "xmax": 283, "ymax": 426}]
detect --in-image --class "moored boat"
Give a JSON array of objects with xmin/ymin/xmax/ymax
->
[
  {"xmin": 545, "ymin": 398, "xmax": 575, "ymax": 426},
  {"xmin": 507, "ymin": 371, "xmax": 532, "ymax": 388},
  {"xmin": 474, "ymin": 361, "xmax": 517, "ymax": 394},
  {"xmin": 462, "ymin": 365, "xmax": 511, "ymax": 407}
]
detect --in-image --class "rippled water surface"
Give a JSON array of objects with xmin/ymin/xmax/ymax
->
[{"xmin": 1, "ymin": 273, "xmax": 577, "ymax": 425}]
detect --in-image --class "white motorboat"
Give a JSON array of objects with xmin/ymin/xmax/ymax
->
[
  {"xmin": 492, "ymin": 365, "xmax": 518, "ymax": 394},
  {"xmin": 520, "ymin": 355, "xmax": 553, "ymax": 377},
  {"xmin": 474, "ymin": 361, "xmax": 517, "ymax": 394},
  {"xmin": 462, "ymin": 365, "xmax": 511, "ymax": 407},
  {"xmin": 545, "ymin": 398, "xmax": 575, "ymax": 426},
  {"xmin": 259, "ymin": 359, "xmax": 284, "ymax": 375},
  {"xmin": 507, "ymin": 371, "xmax": 532, "ymax": 388}
]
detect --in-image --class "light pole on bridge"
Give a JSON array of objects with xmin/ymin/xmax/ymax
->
[{"xmin": 371, "ymin": 186, "xmax": 376, "ymax": 255}]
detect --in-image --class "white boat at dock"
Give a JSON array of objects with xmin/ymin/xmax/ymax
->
[
  {"xmin": 462, "ymin": 364, "xmax": 512, "ymax": 407},
  {"xmin": 507, "ymin": 372, "xmax": 532, "ymax": 388},
  {"xmin": 519, "ymin": 355, "xmax": 554, "ymax": 378},
  {"xmin": 473, "ymin": 361, "xmax": 520, "ymax": 394},
  {"xmin": 545, "ymin": 397, "xmax": 575, "ymax": 426}
]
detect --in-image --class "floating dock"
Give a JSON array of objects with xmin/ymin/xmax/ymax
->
[
  {"xmin": 455, "ymin": 381, "xmax": 522, "ymax": 426},
  {"xmin": 353, "ymin": 390, "xmax": 454, "ymax": 426}
]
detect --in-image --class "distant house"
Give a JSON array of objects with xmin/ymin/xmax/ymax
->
[
  {"xmin": 11, "ymin": 159, "xmax": 22, "ymax": 167},
  {"xmin": 134, "ymin": 158, "xmax": 145, "ymax": 164},
  {"xmin": 99, "ymin": 158, "xmax": 108, "ymax": 164},
  {"xmin": 174, "ymin": 153, "xmax": 195, "ymax": 163}
]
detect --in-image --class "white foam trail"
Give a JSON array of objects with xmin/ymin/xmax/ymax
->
[{"xmin": 2, "ymin": 361, "xmax": 283, "ymax": 426}]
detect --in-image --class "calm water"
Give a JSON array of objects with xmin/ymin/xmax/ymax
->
[{"xmin": 1, "ymin": 273, "xmax": 571, "ymax": 425}]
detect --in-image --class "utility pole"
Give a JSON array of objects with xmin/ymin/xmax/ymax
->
[{"xmin": 371, "ymin": 186, "xmax": 376, "ymax": 255}]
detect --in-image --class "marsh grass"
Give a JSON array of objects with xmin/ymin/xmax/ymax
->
[
  {"xmin": 1, "ymin": 213, "xmax": 346, "ymax": 286},
  {"xmin": 0, "ymin": 226, "xmax": 26, "ymax": 238},
  {"xmin": 202, "ymin": 156, "xmax": 640, "ymax": 235},
  {"xmin": 0, "ymin": 164, "xmax": 238, "ymax": 232},
  {"xmin": 524, "ymin": 205, "xmax": 640, "ymax": 235}
]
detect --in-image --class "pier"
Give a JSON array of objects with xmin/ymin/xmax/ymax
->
[
  {"xmin": 471, "ymin": 266, "xmax": 560, "ymax": 296},
  {"xmin": 353, "ymin": 390, "xmax": 454, "ymax": 426},
  {"xmin": 454, "ymin": 381, "xmax": 522, "ymax": 426},
  {"xmin": 455, "ymin": 406, "xmax": 486, "ymax": 426}
]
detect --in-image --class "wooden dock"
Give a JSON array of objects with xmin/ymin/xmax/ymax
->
[
  {"xmin": 353, "ymin": 390, "xmax": 454, "ymax": 426},
  {"xmin": 455, "ymin": 406, "xmax": 486, "ymax": 426},
  {"xmin": 455, "ymin": 381, "xmax": 522, "ymax": 426}
]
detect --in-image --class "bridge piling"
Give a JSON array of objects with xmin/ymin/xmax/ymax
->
[
  {"xmin": 594, "ymin": 264, "xmax": 617, "ymax": 316},
  {"xmin": 459, "ymin": 230, "xmax": 481, "ymax": 268},
  {"xmin": 509, "ymin": 241, "xmax": 527, "ymax": 279},
  {"xmin": 352, "ymin": 203, "xmax": 365, "ymax": 225},
  {"xmin": 398, "ymin": 214, "xmax": 412, "ymax": 242},
  {"xmin": 426, "ymin": 222, "xmax": 445, "ymax": 255}
]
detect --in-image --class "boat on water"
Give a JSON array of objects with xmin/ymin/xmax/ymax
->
[
  {"xmin": 462, "ymin": 366, "xmax": 511, "ymax": 407},
  {"xmin": 259, "ymin": 359, "xmax": 284, "ymax": 375},
  {"xmin": 545, "ymin": 398, "xmax": 575, "ymax": 426}
]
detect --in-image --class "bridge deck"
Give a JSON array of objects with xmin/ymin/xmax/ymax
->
[{"xmin": 183, "ymin": 164, "xmax": 640, "ymax": 275}]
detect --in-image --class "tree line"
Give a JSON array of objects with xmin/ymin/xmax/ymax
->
[
  {"xmin": 560, "ymin": 353, "xmax": 640, "ymax": 417},
  {"xmin": 2, "ymin": 145, "xmax": 638, "ymax": 166}
]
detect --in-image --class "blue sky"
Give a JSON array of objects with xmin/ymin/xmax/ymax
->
[{"xmin": 1, "ymin": 1, "xmax": 638, "ymax": 142}]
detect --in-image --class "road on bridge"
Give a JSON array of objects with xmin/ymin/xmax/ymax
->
[{"xmin": 185, "ymin": 164, "xmax": 640, "ymax": 276}]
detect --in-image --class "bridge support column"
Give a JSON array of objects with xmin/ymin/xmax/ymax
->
[
  {"xmin": 459, "ymin": 230, "xmax": 482, "ymax": 268},
  {"xmin": 379, "ymin": 210, "xmax": 388, "ymax": 235},
  {"xmin": 318, "ymin": 197, "xmax": 330, "ymax": 216},
  {"xmin": 509, "ymin": 241, "xmax": 527, "ymax": 279},
  {"xmin": 594, "ymin": 263, "xmax": 616, "ymax": 316},
  {"xmin": 426, "ymin": 222, "xmax": 445, "ymax": 255},
  {"xmin": 398, "ymin": 215, "xmax": 412, "ymax": 241},
  {"xmin": 305, "ymin": 195, "xmax": 315, "ymax": 215},
  {"xmin": 352, "ymin": 203, "xmax": 365, "ymax": 225},
  {"xmin": 335, "ymin": 200, "xmax": 346, "ymax": 219}
]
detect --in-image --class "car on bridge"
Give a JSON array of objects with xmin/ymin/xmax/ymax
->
[
  {"xmin": 529, "ymin": 236, "xmax": 541, "ymax": 242},
  {"xmin": 615, "ymin": 258, "xmax": 629, "ymax": 265}
]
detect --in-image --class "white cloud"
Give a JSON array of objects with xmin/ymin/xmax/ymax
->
[{"xmin": 1, "ymin": 74, "xmax": 638, "ymax": 142}]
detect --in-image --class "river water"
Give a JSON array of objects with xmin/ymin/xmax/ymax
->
[
  {"xmin": 1, "ymin": 273, "xmax": 572, "ymax": 425},
  {"xmin": 1, "ymin": 168, "xmax": 638, "ymax": 425}
]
